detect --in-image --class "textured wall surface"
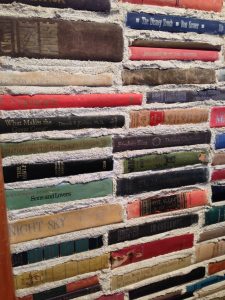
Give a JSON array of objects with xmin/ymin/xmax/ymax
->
[{"xmin": 1, "ymin": 0, "xmax": 225, "ymax": 299}]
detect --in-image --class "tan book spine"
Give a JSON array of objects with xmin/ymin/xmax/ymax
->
[
  {"xmin": 130, "ymin": 110, "xmax": 150, "ymax": 128},
  {"xmin": 9, "ymin": 204, "xmax": 123, "ymax": 244},
  {"xmin": 212, "ymin": 153, "xmax": 225, "ymax": 166},
  {"xmin": 164, "ymin": 108, "xmax": 209, "ymax": 124}
]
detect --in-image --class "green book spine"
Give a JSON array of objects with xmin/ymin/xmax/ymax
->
[
  {"xmin": 6, "ymin": 178, "xmax": 113, "ymax": 210},
  {"xmin": 205, "ymin": 206, "xmax": 225, "ymax": 226},
  {"xmin": 0, "ymin": 136, "xmax": 112, "ymax": 158},
  {"xmin": 124, "ymin": 151, "xmax": 208, "ymax": 173}
]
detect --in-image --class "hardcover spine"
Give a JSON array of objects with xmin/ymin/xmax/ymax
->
[
  {"xmin": 3, "ymin": 158, "xmax": 113, "ymax": 183},
  {"xmin": 0, "ymin": 150, "xmax": 16, "ymax": 300},
  {"xmin": 126, "ymin": 13, "xmax": 225, "ymax": 35},
  {"xmin": 210, "ymin": 107, "xmax": 225, "ymax": 127},
  {"xmin": 0, "ymin": 94, "xmax": 142, "ymax": 110},
  {"xmin": 129, "ymin": 47, "xmax": 219, "ymax": 62}
]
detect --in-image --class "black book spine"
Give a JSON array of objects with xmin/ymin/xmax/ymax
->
[
  {"xmin": 116, "ymin": 168, "xmax": 209, "ymax": 196},
  {"xmin": 1, "ymin": 0, "xmax": 111, "ymax": 12},
  {"xmin": 211, "ymin": 185, "xmax": 225, "ymax": 203},
  {"xmin": 12, "ymin": 252, "xmax": 28, "ymax": 267},
  {"xmin": 129, "ymin": 267, "xmax": 205, "ymax": 299},
  {"xmin": 108, "ymin": 214, "xmax": 198, "ymax": 244},
  {"xmin": 0, "ymin": 115, "xmax": 125, "ymax": 134},
  {"xmin": 3, "ymin": 157, "xmax": 113, "ymax": 183},
  {"xmin": 113, "ymin": 131, "xmax": 211, "ymax": 152}
]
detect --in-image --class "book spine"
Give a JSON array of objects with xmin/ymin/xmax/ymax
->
[
  {"xmin": 3, "ymin": 158, "xmax": 113, "ymax": 183},
  {"xmin": 209, "ymin": 260, "xmax": 225, "ymax": 275},
  {"xmin": 0, "ymin": 115, "xmax": 125, "ymax": 134},
  {"xmin": 199, "ymin": 227, "xmax": 225, "ymax": 242},
  {"xmin": 116, "ymin": 168, "xmax": 208, "ymax": 196},
  {"xmin": 129, "ymin": 267, "xmax": 205, "ymax": 299},
  {"xmin": 212, "ymin": 185, "xmax": 225, "ymax": 202},
  {"xmin": 147, "ymin": 89, "xmax": 225, "ymax": 104},
  {"xmin": 6, "ymin": 178, "xmax": 113, "ymax": 210},
  {"xmin": 111, "ymin": 234, "xmax": 194, "ymax": 269},
  {"xmin": 113, "ymin": 131, "xmax": 211, "ymax": 152},
  {"xmin": 124, "ymin": 151, "xmax": 208, "ymax": 173},
  {"xmin": 215, "ymin": 133, "xmax": 225, "ymax": 149},
  {"xmin": 186, "ymin": 276, "xmax": 225, "ymax": 294},
  {"xmin": 211, "ymin": 169, "xmax": 225, "ymax": 181},
  {"xmin": 205, "ymin": 206, "xmax": 225, "ymax": 225},
  {"xmin": 108, "ymin": 214, "xmax": 198, "ymax": 244},
  {"xmin": 122, "ymin": 69, "xmax": 216, "ymax": 85},
  {"xmin": 67, "ymin": 276, "xmax": 99, "ymax": 292},
  {"xmin": 0, "ymin": 0, "xmax": 111, "ymax": 11},
  {"xmin": 129, "ymin": 47, "xmax": 219, "ymax": 61},
  {"xmin": 126, "ymin": 12, "xmax": 225, "ymax": 35},
  {"xmin": 46, "ymin": 284, "xmax": 101, "ymax": 299},
  {"xmin": 0, "ymin": 136, "xmax": 112, "ymax": 158},
  {"xmin": 0, "ymin": 94, "xmax": 142, "ymax": 110},
  {"xmin": 9, "ymin": 204, "xmax": 122, "ymax": 244},
  {"xmin": 0, "ymin": 17, "xmax": 123, "ymax": 62},
  {"xmin": 0, "ymin": 150, "xmax": 16, "ymax": 300},
  {"xmin": 97, "ymin": 294, "xmax": 124, "ymax": 300},
  {"xmin": 212, "ymin": 153, "xmax": 225, "ymax": 166},
  {"xmin": 210, "ymin": 107, "xmax": 225, "ymax": 127},
  {"xmin": 178, "ymin": 0, "xmax": 223, "ymax": 13}
]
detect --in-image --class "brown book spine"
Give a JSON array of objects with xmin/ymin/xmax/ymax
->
[{"xmin": 0, "ymin": 150, "xmax": 16, "ymax": 300}]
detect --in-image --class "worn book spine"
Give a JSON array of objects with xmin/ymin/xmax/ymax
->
[
  {"xmin": 129, "ymin": 47, "xmax": 219, "ymax": 61},
  {"xmin": 195, "ymin": 240, "xmax": 225, "ymax": 262},
  {"xmin": 132, "ymin": 39, "xmax": 221, "ymax": 51},
  {"xmin": 122, "ymin": 68, "xmax": 216, "ymax": 85},
  {"xmin": 0, "ymin": 151, "xmax": 16, "ymax": 300},
  {"xmin": 199, "ymin": 227, "xmax": 225, "ymax": 242},
  {"xmin": 138, "ymin": 189, "xmax": 208, "ymax": 216},
  {"xmin": 3, "ymin": 157, "xmax": 113, "ymax": 183},
  {"xmin": 111, "ymin": 256, "xmax": 191, "ymax": 290},
  {"xmin": 211, "ymin": 107, "xmax": 225, "ymax": 127},
  {"xmin": 108, "ymin": 214, "xmax": 198, "ymax": 244},
  {"xmin": 1, "ymin": 0, "xmax": 111, "ymax": 12},
  {"xmin": 124, "ymin": 151, "xmax": 208, "ymax": 173},
  {"xmin": 205, "ymin": 205, "xmax": 225, "ymax": 225},
  {"xmin": 121, "ymin": 0, "xmax": 223, "ymax": 12},
  {"xmin": 111, "ymin": 234, "xmax": 194, "ymax": 268},
  {"xmin": 97, "ymin": 294, "xmax": 124, "ymax": 300},
  {"xmin": 9, "ymin": 204, "xmax": 122, "ymax": 244},
  {"xmin": 147, "ymin": 88, "xmax": 225, "ymax": 104},
  {"xmin": 209, "ymin": 260, "xmax": 225, "ymax": 275},
  {"xmin": 186, "ymin": 275, "xmax": 225, "ymax": 294},
  {"xmin": 113, "ymin": 131, "xmax": 211, "ymax": 152},
  {"xmin": 6, "ymin": 178, "xmax": 113, "ymax": 210},
  {"xmin": 0, "ymin": 115, "xmax": 125, "ymax": 134},
  {"xmin": 215, "ymin": 133, "xmax": 225, "ymax": 149},
  {"xmin": 211, "ymin": 169, "xmax": 225, "ymax": 181},
  {"xmin": 212, "ymin": 154, "xmax": 225, "ymax": 166},
  {"xmin": 0, "ymin": 136, "xmax": 112, "ymax": 158},
  {"xmin": 0, "ymin": 94, "xmax": 142, "ymax": 110},
  {"xmin": 212, "ymin": 185, "xmax": 225, "ymax": 202},
  {"xmin": 0, "ymin": 17, "xmax": 123, "ymax": 62},
  {"xmin": 126, "ymin": 12, "xmax": 225, "ymax": 35},
  {"xmin": 129, "ymin": 267, "xmax": 205, "ymax": 299},
  {"xmin": 117, "ymin": 168, "xmax": 208, "ymax": 196},
  {"xmin": 14, "ymin": 253, "xmax": 109, "ymax": 289}
]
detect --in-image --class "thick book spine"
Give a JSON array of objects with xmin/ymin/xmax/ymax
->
[
  {"xmin": 116, "ymin": 168, "xmax": 209, "ymax": 196},
  {"xmin": 205, "ymin": 206, "xmax": 225, "ymax": 225},
  {"xmin": 122, "ymin": 69, "xmax": 216, "ymax": 85},
  {"xmin": 0, "ymin": 94, "xmax": 142, "ymax": 110},
  {"xmin": 0, "ymin": 115, "xmax": 125, "ymax": 134},
  {"xmin": 108, "ymin": 214, "xmax": 198, "ymax": 244},
  {"xmin": 147, "ymin": 88, "xmax": 225, "ymax": 104},
  {"xmin": 0, "ymin": 151, "xmax": 16, "ymax": 300},
  {"xmin": 130, "ymin": 108, "xmax": 208, "ymax": 127},
  {"xmin": 212, "ymin": 153, "xmax": 225, "ymax": 166},
  {"xmin": 215, "ymin": 133, "xmax": 225, "ymax": 149},
  {"xmin": 1, "ymin": 0, "xmax": 111, "ymax": 12},
  {"xmin": 140, "ymin": 190, "xmax": 208, "ymax": 216},
  {"xmin": 211, "ymin": 107, "xmax": 225, "ymax": 127},
  {"xmin": 199, "ymin": 227, "xmax": 225, "ymax": 242},
  {"xmin": 126, "ymin": 12, "xmax": 225, "ymax": 35},
  {"xmin": 3, "ymin": 157, "xmax": 113, "ymax": 183},
  {"xmin": 211, "ymin": 169, "xmax": 225, "ymax": 181},
  {"xmin": 111, "ymin": 234, "xmax": 194, "ymax": 268},
  {"xmin": 0, "ymin": 17, "xmax": 123, "ymax": 62},
  {"xmin": 113, "ymin": 131, "xmax": 211, "ymax": 152},
  {"xmin": 212, "ymin": 185, "xmax": 225, "ymax": 203},
  {"xmin": 122, "ymin": 0, "xmax": 223, "ymax": 12},
  {"xmin": 124, "ymin": 151, "xmax": 208, "ymax": 173},
  {"xmin": 129, "ymin": 267, "xmax": 205, "ymax": 299},
  {"xmin": 129, "ymin": 47, "xmax": 219, "ymax": 61}
]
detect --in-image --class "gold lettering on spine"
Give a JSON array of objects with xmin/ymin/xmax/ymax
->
[
  {"xmin": 40, "ymin": 21, "xmax": 58, "ymax": 55},
  {"xmin": 0, "ymin": 20, "xmax": 14, "ymax": 54},
  {"xmin": 16, "ymin": 165, "xmax": 27, "ymax": 180}
]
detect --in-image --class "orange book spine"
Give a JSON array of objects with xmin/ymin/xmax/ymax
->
[{"xmin": 0, "ymin": 150, "xmax": 16, "ymax": 300}]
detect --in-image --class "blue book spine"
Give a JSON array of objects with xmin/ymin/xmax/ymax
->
[
  {"xmin": 215, "ymin": 133, "xmax": 225, "ymax": 149},
  {"xmin": 186, "ymin": 275, "xmax": 225, "ymax": 293},
  {"xmin": 126, "ymin": 12, "xmax": 225, "ymax": 35},
  {"xmin": 212, "ymin": 185, "xmax": 225, "ymax": 203}
]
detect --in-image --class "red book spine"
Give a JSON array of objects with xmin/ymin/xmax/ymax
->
[
  {"xmin": 129, "ymin": 47, "xmax": 219, "ymax": 62},
  {"xmin": 210, "ymin": 107, "xmax": 225, "ymax": 128},
  {"xmin": 66, "ymin": 276, "xmax": 99, "ymax": 292},
  {"xmin": 111, "ymin": 234, "xmax": 194, "ymax": 269},
  {"xmin": 97, "ymin": 293, "xmax": 124, "ymax": 300},
  {"xmin": 211, "ymin": 169, "xmax": 225, "ymax": 181},
  {"xmin": 0, "ymin": 94, "xmax": 143, "ymax": 110},
  {"xmin": 0, "ymin": 151, "xmax": 16, "ymax": 300},
  {"xmin": 150, "ymin": 111, "xmax": 165, "ymax": 126},
  {"xmin": 123, "ymin": 0, "xmax": 223, "ymax": 12}
]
